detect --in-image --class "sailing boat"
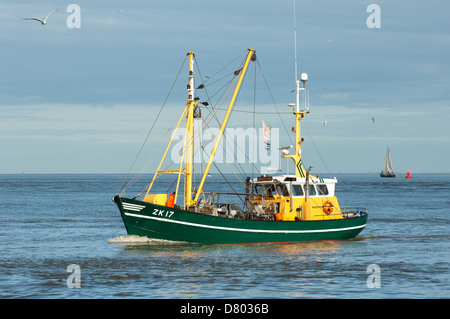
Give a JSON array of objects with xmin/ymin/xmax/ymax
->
[
  {"xmin": 380, "ymin": 146, "xmax": 395, "ymax": 177},
  {"xmin": 112, "ymin": 48, "xmax": 368, "ymax": 244}
]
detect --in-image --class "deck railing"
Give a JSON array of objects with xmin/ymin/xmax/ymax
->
[{"xmin": 311, "ymin": 207, "xmax": 368, "ymax": 220}]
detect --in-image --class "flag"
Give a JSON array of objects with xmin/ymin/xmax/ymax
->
[{"xmin": 262, "ymin": 120, "xmax": 271, "ymax": 151}]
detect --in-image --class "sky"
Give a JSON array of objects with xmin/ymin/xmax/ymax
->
[{"xmin": 1, "ymin": 0, "xmax": 449, "ymax": 174}]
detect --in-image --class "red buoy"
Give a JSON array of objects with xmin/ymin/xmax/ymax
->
[{"xmin": 405, "ymin": 171, "xmax": 412, "ymax": 179}]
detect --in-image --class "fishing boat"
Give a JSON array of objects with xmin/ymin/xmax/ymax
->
[
  {"xmin": 380, "ymin": 146, "xmax": 395, "ymax": 178},
  {"xmin": 112, "ymin": 48, "xmax": 368, "ymax": 244}
]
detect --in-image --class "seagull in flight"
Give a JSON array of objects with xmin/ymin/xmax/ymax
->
[{"xmin": 23, "ymin": 9, "xmax": 57, "ymax": 25}]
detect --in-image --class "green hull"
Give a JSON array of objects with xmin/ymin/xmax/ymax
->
[{"xmin": 113, "ymin": 196, "xmax": 368, "ymax": 244}]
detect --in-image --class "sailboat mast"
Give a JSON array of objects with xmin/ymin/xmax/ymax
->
[
  {"xmin": 388, "ymin": 148, "xmax": 394, "ymax": 172},
  {"xmin": 383, "ymin": 146, "xmax": 389, "ymax": 173},
  {"xmin": 385, "ymin": 146, "xmax": 394, "ymax": 173},
  {"xmin": 184, "ymin": 52, "xmax": 196, "ymax": 206}
]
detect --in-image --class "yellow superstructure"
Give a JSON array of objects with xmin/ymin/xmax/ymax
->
[{"xmin": 250, "ymin": 176, "xmax": 343, "ymax": 221}]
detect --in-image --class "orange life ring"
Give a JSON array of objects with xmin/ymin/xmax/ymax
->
[{"xmin": 323, "ymin": 201, "xmax": 334, "ymax": 215}]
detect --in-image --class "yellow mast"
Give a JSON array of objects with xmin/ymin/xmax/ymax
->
[
  {"xmin": 184, "ymin": 52, "xmax": 196, "ymax": 206},
  {"xmin": 144, "ymin": 50, "xmax": 255, "ymax": 208},
  {"xmin": 282, "ymin": 114, "xmax": 307, "ymax": 177},
  {"xmin": 190, "ymin": 48, "xmax": 256, "ymax": 206},
  {"xmin": 144, "ymin": 52, "xmax": 198, "ymax": 206},
  {"xmin": 283, "ymin": 74, "xmax": 309, "ymax": 178}
]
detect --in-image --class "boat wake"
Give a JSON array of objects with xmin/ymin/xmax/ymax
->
[{"xmin": 107, "ymin": 235, "xmax": 187, "ymax": 245}]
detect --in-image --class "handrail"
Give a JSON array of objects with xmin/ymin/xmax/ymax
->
[
  {"xmin": 341, "ymin": 207, "xmax": 369, "ymax": 214},
  {"xmin": 311, "ymin": 207, "xmax": 368, "ymax": 220}
]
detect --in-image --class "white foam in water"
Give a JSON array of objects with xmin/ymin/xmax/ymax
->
[{"xmin": 107, "ymin": 235, "xmax": 187, "ymax": 245}]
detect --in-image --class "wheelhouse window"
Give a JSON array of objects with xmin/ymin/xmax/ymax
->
[
  {"xmin": 317, "ymin": 184, "xmax": 329, "ymax": 195},
  {"xmin": 254, "ymin": 183, "xmax": 279, "ymax": 196},
  {"xmin": 291, "ymin": 184, "xmax": 304, "ymax": 196},
  {"xmin": 254, "ymin": 184, "xmax": 265, "ymax": 195},
  {"xmin": 308, "ymin": 185, "xmax": 316, "ymax": 196},
  {"xmin": 276, "ymin": 184, "xmax": 290, "ymax": 197},
  {"xmin": 265, "ymin": 184, "xmax": 276, "ymax": 196}
]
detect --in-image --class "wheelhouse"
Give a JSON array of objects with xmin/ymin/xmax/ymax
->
[{"xmin": 249, "ymin": 175, "xmax": 341, "ymax": 221}]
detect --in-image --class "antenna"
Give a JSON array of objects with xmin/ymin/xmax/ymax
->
[
  {"xmin": 294, "ymin": 0, "xmax": 298, "ymax": 83},
  {"xmin": 293, "ymin": 0, "xmax": 301, "ymax": 112},
  {"xmin": 292, "ymin": 1, "xmax": 309, "ymax": 112}
]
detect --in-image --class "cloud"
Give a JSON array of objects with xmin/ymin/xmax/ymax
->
[
  {"xmin": 1, "ymin": 1, "xmax": 449, "ymax": 173},
  {"xmin": 0, "ymin": 103, "xmax": 155, "ymax": 143}
]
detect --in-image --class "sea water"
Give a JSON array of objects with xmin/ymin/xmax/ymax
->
[{"xmin": 0, "ymin": 173, "xmax": 448, "ymax": 299}]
